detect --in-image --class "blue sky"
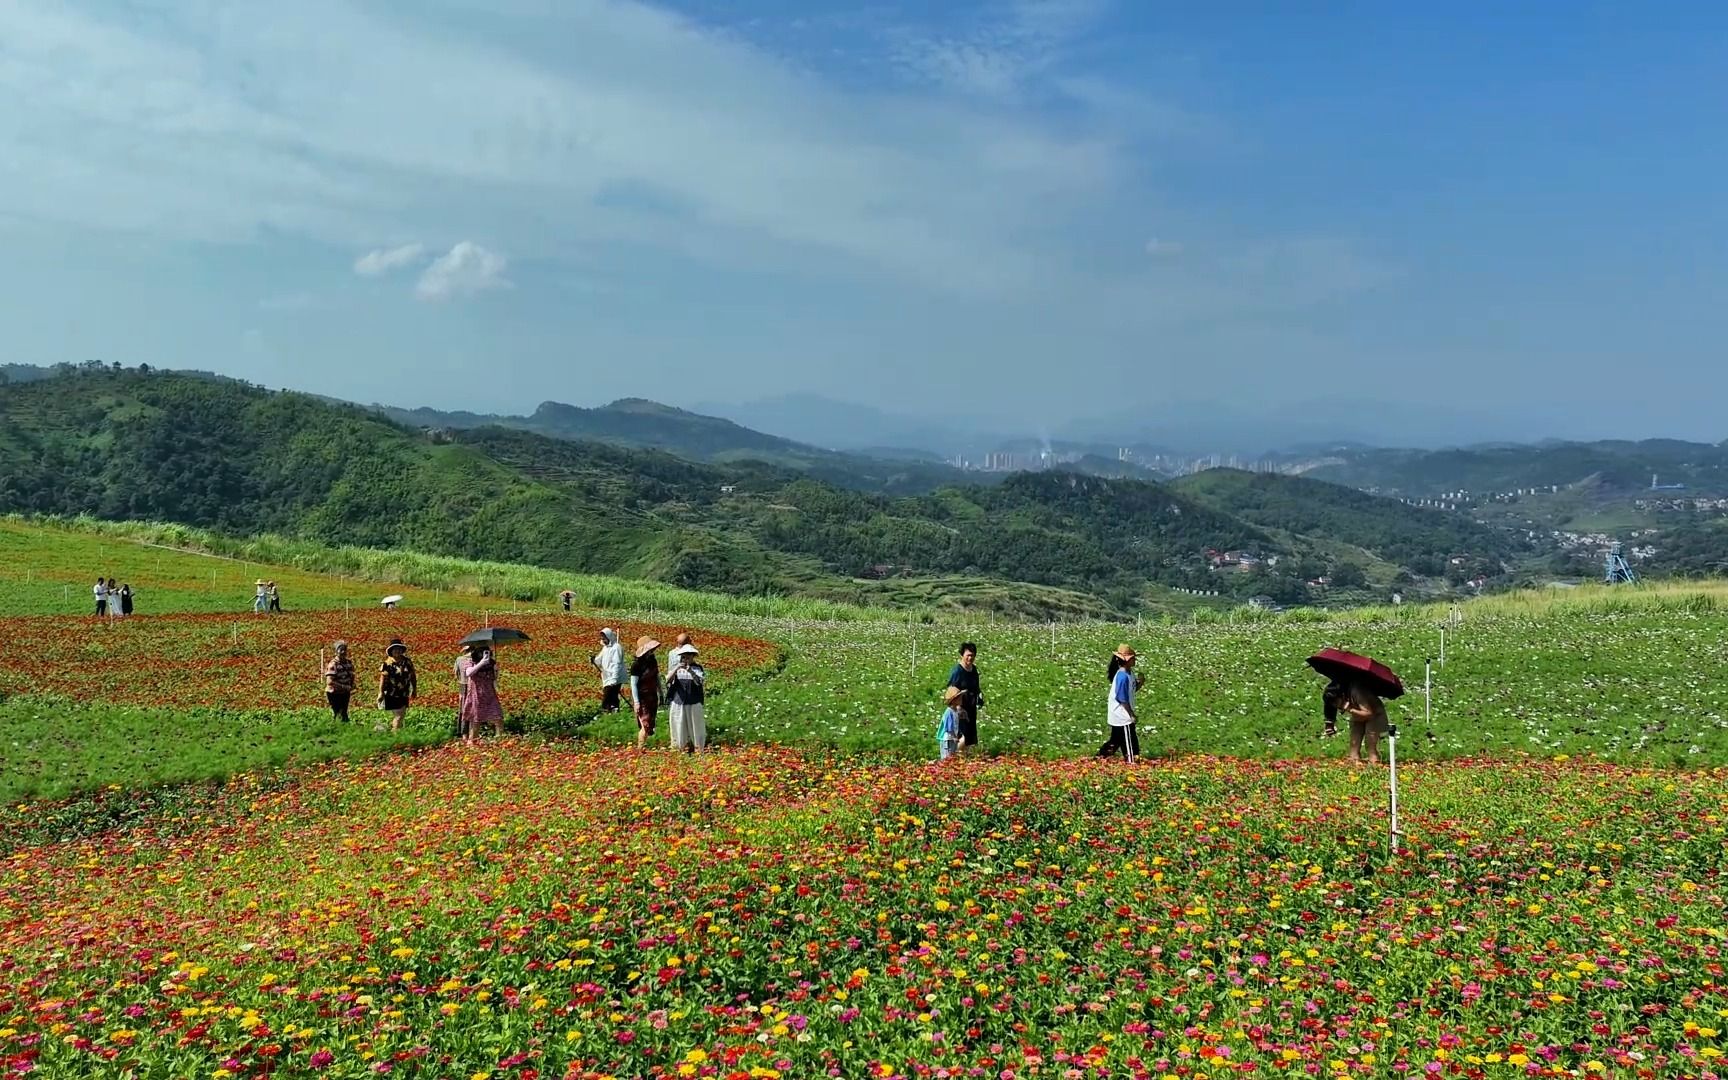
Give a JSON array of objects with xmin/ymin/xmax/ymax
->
[{"xmin": 2, "ymin": 1, "xmax": 1725, "ymax": 443}]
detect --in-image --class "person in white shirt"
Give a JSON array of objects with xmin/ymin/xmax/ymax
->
[
  {"xmin": 93, "ymin": 578, "xmax": 108, "ymax": 617},
  {"xmin": 1098, "ymin": 644, "xmax": 1141, "ymax": 763},
  {"xmin": 592, "ymin": 628, "xmax": 626, "ymax": 713}
]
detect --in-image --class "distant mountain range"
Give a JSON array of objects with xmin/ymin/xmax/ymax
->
[{"xmin": 0, "ymin": 365, "xmax": 1532, "ymax": 616}]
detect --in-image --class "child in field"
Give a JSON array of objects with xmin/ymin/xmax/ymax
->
[{"xmin": 937, "ymin": 686, "xmax": 963, "ymax": 761}]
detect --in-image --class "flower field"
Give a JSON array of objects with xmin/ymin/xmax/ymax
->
[
  {"xmin": 0, "ymin": 610, "xmax": 777, "ymax": 716},
  {"xmin": 2, "ymin": 745, "xmax": 1725, "ymax": 1078},
  {"xmin": 0, "ymin": 610, "xmax": 777, "ymax": 805},
  {"xmin": 706, "ymin": 610, "xmax": 1728, "ymax": 766}
]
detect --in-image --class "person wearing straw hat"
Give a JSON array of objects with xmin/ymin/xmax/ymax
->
[
  {"xmin": 253, "ymin": 579, "xmax": 267, "ymax": 614},
  {"xmin": 629, "ymin": 636, "xmax": 661, "ymax": 751},
  {"xmin": 664, "ymin": 642, "xmax": 707, "ymax": 754},
  {"xmin": 376, "ymin": 638, "xmax": 418, "ymax": 732},
  {"xmin": 1097, "ymin": 644, "xmax": 1141, "ymax": 762},
  {"xmin": 592, "ymin": 628, "xmax": 626, "ymax": 713}
]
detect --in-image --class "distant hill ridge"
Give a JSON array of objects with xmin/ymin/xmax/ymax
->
[{"xmin": 0, "ymin": 366, "xmax": 1526, "ymax": 614}]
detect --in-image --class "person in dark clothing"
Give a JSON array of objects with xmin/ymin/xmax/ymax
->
[
  {"xmin": 118, "ymin": 584, "xmax": 134, "ymax": 617},
  {"xmin": 629, "ymin": 636, "xmax": 662, "ymax": 752},
  {"xmin": 1321, "ymin": 678, "xmax": 1345, "ymax": 738},
  {"xmin": 946, "ymin": 642, "xmax": 983, "ymax": 751}
]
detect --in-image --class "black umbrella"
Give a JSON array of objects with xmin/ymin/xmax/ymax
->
[{"xmin": 460, "ymin": 627, "xmax": 531, "ymax": 647}]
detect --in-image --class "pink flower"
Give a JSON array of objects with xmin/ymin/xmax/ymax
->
[
  {"xmin": 1460, "ymin": 982, "xmax": 1483, "ymax": 1003},
  {"xmin": 309, "ymin": 1050, "xmax": 335, "ymax": 1070}
]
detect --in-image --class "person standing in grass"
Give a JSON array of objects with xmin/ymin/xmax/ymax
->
[
  {"xmin": 665, "ymin": 644, "xmax": 707, "ymax": 753},
  {"xmin": 592, "ymin": 628, "xmax": 626, "ymax": 713},
  {"xmin": 1342, "ymin": 678, "xmax": 1388, "ymax": 766},
  {"xmin": 377, "ymin": 639, "xmax": 418, "ymax": 732},
  {"xmin": 267, "ymin": 581, "xmax": 282, "ymax": 614},
  {"xmin": 93, "ymin": 577, "xmax": 108, "ymax": 617},
  {"xmin": 946, "ymin": 642, "xmax": 983, "ymax": 752},
  {"xmin": 630, "ymin": 636, "xmax": 661, "ymax": 751},
  {"xmin": 253, "ymin": 579, "xmax": 268, "ymax": 614},
  {"xmin": 118, "ymin": 583, "xmax": 134, "ymax": 617},
  {"xmin": 1098, "ymin": 644, "xmax": 1141, "ymax": 762},
  {"xmin": 937, "ymin": 686, "xmax": 963, "ymax": 761},
  {"xmin": 459, "ymin": 644, "xmax": 504, "ymax": 743},
  {"xmin": 323, "ymin": 640, "xmax": 355, "ymax": 722}
]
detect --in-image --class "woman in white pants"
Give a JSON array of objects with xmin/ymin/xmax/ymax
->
[{"xmin": 665, "ymin": 645, "xmax": 707, "ymax": 753}]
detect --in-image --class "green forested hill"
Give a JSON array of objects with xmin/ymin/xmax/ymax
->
[
  {"xmin": 0, "ymin": 368, "xmax": 1523, "ymax": 613},
  {"xmin": 1171, "ymin": 468, "xmax": 1525, "ymax": 576},
  {"xmin": 1305, "ymin": 440, "xmax": 1728, "ymax": 496}
]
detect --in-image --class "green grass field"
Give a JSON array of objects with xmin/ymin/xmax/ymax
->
[{"xmin": 7, "ymin": 516, "xmax": 1728, "ymax": 817}]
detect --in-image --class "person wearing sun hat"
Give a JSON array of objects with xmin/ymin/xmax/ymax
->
[
  {"xmin": 376, "ymin": 638, "xmax": 418, "ymax": 732},
  {"xmin": 1097, "ymin": 644, "xmax": 1141, "ymax": 762},
  {"xmin": 665, "ymin": 641, "xmax": 707, "ymax": 754},
  {"xmin": 629, "ymin": 635, "xmax": 662, "ymax": 751}
]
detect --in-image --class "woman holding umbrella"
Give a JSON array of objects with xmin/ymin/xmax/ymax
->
[
  {"xmin": 459, "ymin": 644, "xmax": 505, "ymax": 743},
  {"xmin": 1307, "ymin": 649, "xmax": 1401, "ymax": 766},
  {"xmin": 1342, "ymin": 681, "xmax": 1388, "ymax": 765}
]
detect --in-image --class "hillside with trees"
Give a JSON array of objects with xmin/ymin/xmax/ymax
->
[
  {"xmin": 1172, "ymin": 468, "xmax": 1524, "ymax": 578},
  {"xmin": 0, "ymin": 366, "xmax": 1552, "ymax": 614}
]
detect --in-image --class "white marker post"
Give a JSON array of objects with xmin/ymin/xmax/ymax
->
[
  {"xmin": 910, "ymin": 634, "xmax": 917, "ymax": 681},
  {"xmin": 1439, "ymin": 627, "xmax": 1446, "ymax": 668}
]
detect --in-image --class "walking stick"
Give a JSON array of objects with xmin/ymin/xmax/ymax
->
[{"xmin": 1388, "ymin": 721, "xmax": 1403, "ymax": 856}]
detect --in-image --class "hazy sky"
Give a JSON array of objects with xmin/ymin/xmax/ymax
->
[{"xmin": 3, "ymin": 1, "xmax": 1725, "ymax": 441}]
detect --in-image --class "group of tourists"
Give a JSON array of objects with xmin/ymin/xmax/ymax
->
[
  {"xmin": 252, "ymin": 580, "xmax": 283, "ymax": 614},
  {"xmin": 933, "ymin": 639, "xmax": 1390, "ymax": 767},
  {"xmin": 318, "ymin": 637, "xmax": 416, "ymax": 731},
  {"xmin": 317, "ymin": 628, "xmax": 710, "ymax": 752},
  {"xmin": 92, "ymin": 577, "xmax": 134, "ymax": 617}
]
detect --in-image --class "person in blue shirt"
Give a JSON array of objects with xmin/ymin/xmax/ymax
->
[
  {"xmin": 946, "ymin": 642, "xmax": 983, "ymax": 751},
  {"xmin": 1098, "ymin": 644, "xmax": 1141, "ymax": 762},
  {"xmin": 937, "ymin": 686, "xmax": 963, "ymax": 761}
]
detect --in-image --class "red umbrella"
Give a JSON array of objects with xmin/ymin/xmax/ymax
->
[{"xmin": 1307, "ymin": 648, "xmax": 1405, "ymax": 699}]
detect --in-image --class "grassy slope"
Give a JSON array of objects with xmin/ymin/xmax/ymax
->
[{"xmin": 8, "ymin": 517, "xmax": 1728, "ymax": 821}]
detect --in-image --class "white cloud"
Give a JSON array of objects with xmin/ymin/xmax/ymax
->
[
  {"xmin": 415, "ymin": 242, "xmax": 508, "ymax": 302},
  {"xmin": 353, "ymin": 244, "xmax": 425, "ymax": 277},
  {"xmin": 1144, "ymin": 236, "xmax": 1182, "ymax": 256}
]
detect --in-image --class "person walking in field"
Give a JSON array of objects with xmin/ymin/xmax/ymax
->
[
  {"xmin": 665, "ymin": 643, "xmax": 707, "ymax": 753},
  {"xmin": 592, "ymin": 628, "xmax": 626, "ymax": 713},
  {"xmin": 118, "ymin": 583, "xmax": 134, "ymax": 617},
  {"xmin": 377, "ymin": 638, "xmax": 418, "ymax": 732},
  {"xmin": 254, "ymin": 579, "xmax": 268, "ymax": 614},
  {"xmin": 323, "ymin": 640, "xmax": 355, "ymax": 722},
  {"xmin": 93, "ymin": 577, "xmax": 108, "ymax": 617},
  {"xmin": 1098, "ymin": 644, "xmax": 1141, "ymax": 763},
  {"xmin": 946, "ymin": 642, "xmax": 983, "ymax": 752},
  {"xmin": 630, "ymin": 636, "xmax": 661, "ymax": 751},
  {"xmin": 1341, "ymin": 678, "xmax": 1388, "ymax": 766},
  {"xmin": 937, "ymin": 686, "xmax": 963, "ymax": 761},
  {"xmin": 266, "ymin": 581, "xmax": 282, "ymax": 614},
  {"xmin": 459, "ymin": 644, "xmax": 505, "ymax": 743}
]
